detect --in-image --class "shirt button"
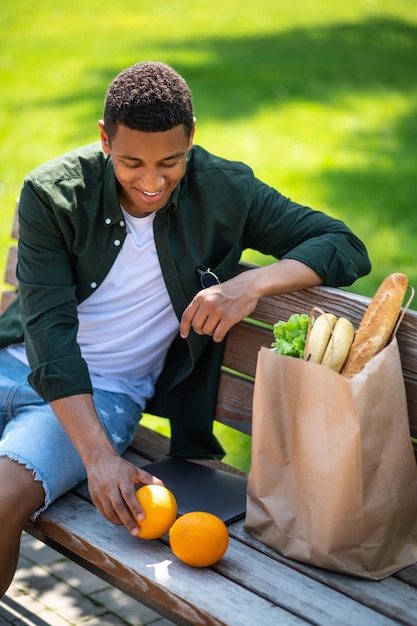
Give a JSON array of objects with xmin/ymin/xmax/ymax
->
[
  {"xmin": 114, "ymin": 239, "xmax": 121, "ymax": 246},
  {"xmin": 90, "ymin": 282, "xmax": 97, "ymax": 289},
  {"xmin": 105, "ymin": 218, "xmax": 111, "ymax": 225},
  {"xmin": 119, "ymin": 220, "xmax": 125, "ymax": 227}
]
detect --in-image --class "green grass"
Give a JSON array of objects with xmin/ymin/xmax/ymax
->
[{"xmin": 1, "ymin": 0, "xmax": 416, "ymax": 470}]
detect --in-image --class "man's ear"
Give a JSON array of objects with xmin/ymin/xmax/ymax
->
[
  {"xmin": 188, "ymin": 117, "xmax": 197, "ymax": 149},
  {"xmin": 98, "ymin": 120, "xmax": 111, "ymax": 155}
]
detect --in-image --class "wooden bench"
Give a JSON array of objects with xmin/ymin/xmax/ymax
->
[{"xmin": 3, "ymin": 205, "xmax": 417, "ymax": 625}]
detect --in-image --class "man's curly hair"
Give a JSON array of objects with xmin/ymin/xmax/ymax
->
[{"xmin": 103, "ymin": 61, "xmax": 194, "ymax": 142}]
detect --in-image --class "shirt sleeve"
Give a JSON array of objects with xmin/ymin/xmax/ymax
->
[
  {"xmin": 17, "ymin": 178, "xmax": 93, "ymax": 402},
  {"xmin": 242, "ymin": 177, "xmax": 371, "ymax": 287}
]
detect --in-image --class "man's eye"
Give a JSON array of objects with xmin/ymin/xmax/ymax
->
[{"xmin": 125, "ymin": 162, "xmax": 141, "ymax": 169}]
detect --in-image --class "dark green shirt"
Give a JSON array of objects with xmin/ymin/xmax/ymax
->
[{"xmin": 0, "ymin": 142, "xmax": 371, "ymax": 456}]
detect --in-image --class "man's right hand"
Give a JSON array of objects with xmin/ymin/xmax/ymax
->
[{"xmin": 85, "ymin": 449, "xmax": 163, "ymax": 535}]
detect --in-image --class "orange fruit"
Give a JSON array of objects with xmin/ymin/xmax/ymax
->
[
  {"xmin": 169, "ymin": 511, "xmax": 229, "ymax": 567},
  {"xmin": 135, "ymin": 484, "xmax": 177, "ymax": 540}
]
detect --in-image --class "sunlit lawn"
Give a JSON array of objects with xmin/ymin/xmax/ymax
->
[{"xmin": 1, "ymin": 0, "xmax": 416, "ymax": 471}]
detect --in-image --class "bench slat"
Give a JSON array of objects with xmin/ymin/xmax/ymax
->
[
  {"xmin": 11, "ymin": 203, "xmax": 19, "ymax": 240},
  {"xmin": 129, "ymin": 424, "xmax": 171, "ymax": 460},
  {"xmin": 404, "ymin": 373, "xmax": 417, "ymax": 439},
  {"xmin": 222, "ymin": 535, "xmax": 401, "ymax": 626},
  {"xmin": 231, "ymin": 525, "xmax": 417, "ymax": 625},
  {"xmin": 250, "ymin": 285, "xmax": 368, "ymax": 327},
  {"xmin": 25, "ymin": 494, "xmax": 308, "ymax": 626},
  {"xmin": 222, "ymin": 320, "xmax": 271, "ymax": 378},
  {"xmin": 0, "ymin": 291, "xmax": 17, "ymax": 314},
  {"xmin": 5, "ymin": 245, "xmax": 17, "ymax": 288},
  {"xmin": 216, "ymin": 370, "xmax": 253, "ymax": 433},
  {"xmin": 26, "ymin": 491, "xmax": 409, "ymax": 626},
  {"xmin": 1, "ymin": 241, "xmax": 18, "ymax": 313}
]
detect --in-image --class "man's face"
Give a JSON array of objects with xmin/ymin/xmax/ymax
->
[{"xmin": 99, "ymin": 121, "xmax": 195, "ymax": 218}]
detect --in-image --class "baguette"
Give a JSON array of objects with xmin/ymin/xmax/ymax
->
[{"xmin": 341, "ymin": 273, "xmax": 408, "ymax": 378}]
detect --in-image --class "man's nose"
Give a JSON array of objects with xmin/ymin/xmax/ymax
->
[{"xmin": 140, "ymin": 167, "xmax": 163, "ymax": 191}]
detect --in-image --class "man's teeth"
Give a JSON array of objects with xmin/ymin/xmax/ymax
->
[{"xmin": 142, "ymin": 190, "xmax": 160, "ymax": 196}]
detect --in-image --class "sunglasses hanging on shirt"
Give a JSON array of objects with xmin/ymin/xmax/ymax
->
[{"xmin": 197, "ymin": 265, "xmax": 221, "ymax": 288}]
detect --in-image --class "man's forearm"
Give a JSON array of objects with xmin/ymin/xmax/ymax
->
[
  {"xmin": 246, "ymin": 259, "xmax": 323, "ymax": 299},
  {"xmin": 50, "ymin": 393, "xmax": 161, "ymax": 535},
  {"xmin": 50, "ymin": 393, "xmax": 116, "ymax": 468}
]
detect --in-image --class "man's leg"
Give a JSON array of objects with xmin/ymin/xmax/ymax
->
[
  {"xmin": 0, "ymin": 349, "xmax": 89, "ymax": 597},
  {"xmin": 0, "ymin": 457, "xmax": 45, "ymax": 596},
  {"xmin": 0, "ymin": 348, "xmax": 142, "ymax": 597}
]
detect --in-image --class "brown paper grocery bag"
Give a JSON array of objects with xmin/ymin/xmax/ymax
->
[{"xmin": 245, "ymin": 339, "xmax": 417, "ymax": 579}]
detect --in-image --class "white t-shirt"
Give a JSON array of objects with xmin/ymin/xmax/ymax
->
[{"xmin": 8, "ymin": 209, "xmax": 179, "ymax": 407}]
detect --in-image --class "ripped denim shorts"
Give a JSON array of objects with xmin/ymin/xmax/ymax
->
[{"xmin": 0, "ymin": 348, "xmax": 142, "ymax": 520}]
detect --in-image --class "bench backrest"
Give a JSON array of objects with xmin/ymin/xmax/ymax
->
[
  {"xmin": 1, "ymin": 203, "xmax": 18, "ymax": 315},
  {"xmin": 3, "ymin": 206, "xmax": 417, "ymax": 458}
]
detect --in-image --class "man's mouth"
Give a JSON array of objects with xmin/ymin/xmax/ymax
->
[
  {"xmin": 142, "ymin": 190, "xmax": 161, "ymax": 197},
  {"xmin": 130, "ymin": 185, "xmax": 170, "ymax": 208}
]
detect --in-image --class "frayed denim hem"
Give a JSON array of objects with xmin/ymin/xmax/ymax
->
[{"xmin": 0, "ymin": 451, "xmax": 50, "ymax": 521}]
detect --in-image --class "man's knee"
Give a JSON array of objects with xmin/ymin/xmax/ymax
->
[{"xmin": 0, "ymin": 457, "xmax": 45, "ymax": 520}]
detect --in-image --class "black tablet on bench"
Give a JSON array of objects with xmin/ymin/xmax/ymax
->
[{"xmin": 142, "ymin": 456, "xmax": 248, "ymax": 525}]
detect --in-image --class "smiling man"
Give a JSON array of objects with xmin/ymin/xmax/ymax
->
[
  {"xmin": 100, "ymin": 123, "xmax": 194, "ymax": 217},
  {"xmin": 0, "ymin": 61, "xmax": 371, "ymax": 596}
]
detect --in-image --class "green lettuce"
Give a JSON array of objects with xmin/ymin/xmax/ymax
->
[{"xmin": 272, "ymin": 313, "xmax": 311, "ymax": 359}]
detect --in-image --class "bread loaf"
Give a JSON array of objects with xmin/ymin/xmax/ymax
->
[{"xmin": 341, "ymin": 273, "xmax": 408, "ymax": 378}]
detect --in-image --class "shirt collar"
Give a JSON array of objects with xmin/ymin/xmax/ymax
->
[
  {"xmin": 103, "ymin": 158, "xmax": 125, "ymax": 226},
  {"xmin": 167, "ymin": 179, "xmax": 181, "ymax": 213}
]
